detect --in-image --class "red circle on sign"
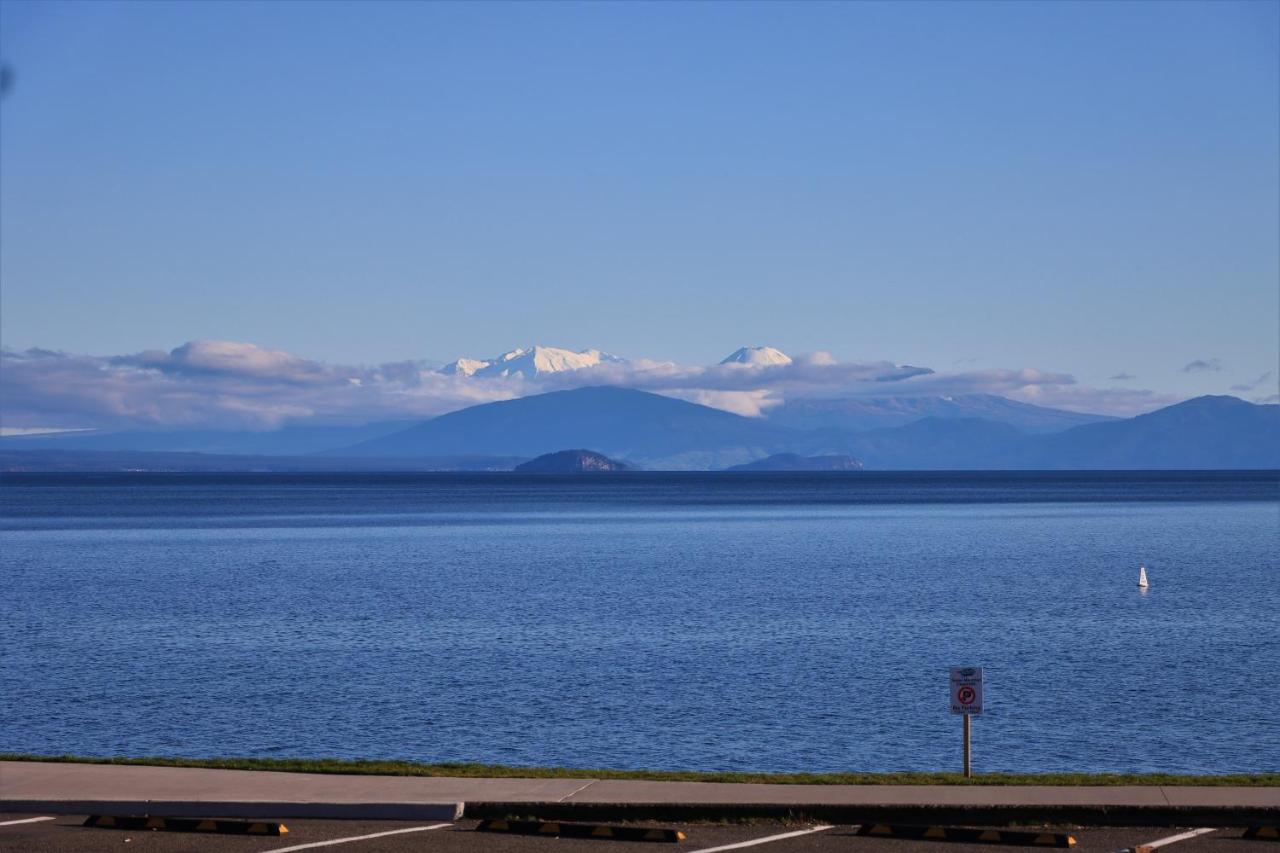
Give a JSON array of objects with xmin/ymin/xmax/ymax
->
[{"xmin": 957, "ymin": 686, "xmax": 976, "ymax": 705}]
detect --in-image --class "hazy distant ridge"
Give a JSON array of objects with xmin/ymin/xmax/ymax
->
[{"xmin": 766, "ymin": 393, "xmax": 1115, "ymax": 434}]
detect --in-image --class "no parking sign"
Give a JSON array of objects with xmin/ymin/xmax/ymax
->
[{"xmin": 949, "ymin": 666, "xmax": 983, "ymax": 715}]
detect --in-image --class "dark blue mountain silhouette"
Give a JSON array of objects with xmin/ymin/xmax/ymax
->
[{"xmin": 338, "ymin": 386, "xmax": 796, "ymax": 469}]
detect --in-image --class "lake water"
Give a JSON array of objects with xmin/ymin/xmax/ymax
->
[{"xmin": 2, "ymin": 471, "xmax": 1277, "ymax": 774}]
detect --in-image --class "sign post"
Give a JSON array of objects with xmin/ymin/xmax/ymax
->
[
  {"xmin": 949, "ymin": 666, "xmax": 983, "ymax": 778},
  {"xmin": 963, "ymin": 713, "xmax": 971, "ymax": 778}
]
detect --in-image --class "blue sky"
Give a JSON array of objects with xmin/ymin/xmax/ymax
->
[{"xmin": 1, "ymin": 0, "xmax": 1277, "ymax": 428}]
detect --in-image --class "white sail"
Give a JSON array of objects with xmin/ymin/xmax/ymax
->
[{"xmin": 1138, "ymin": 565, "xmax": 1149, "ymax": 588}]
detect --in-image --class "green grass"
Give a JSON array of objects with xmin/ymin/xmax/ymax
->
[{"xmin": 2, "ymin": 754, "xmax": 1275, "ymax": 786}]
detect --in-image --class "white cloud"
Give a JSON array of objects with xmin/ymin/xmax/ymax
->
[
  {"xmin": 664, "ymin": 389, "xmax": 781, "ymax": 417},
  {"xmin": 127, "ymin": 340, "xmax": 330, "ymax": 383},
  {"xmin": 0, "ymin": 343, "xmax": 512, "ymax": 431}
]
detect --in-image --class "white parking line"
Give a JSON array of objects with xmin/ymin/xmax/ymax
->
[
  {"xmin": 1124, "ymin": 828, "xmax": 1219, "ymax": 853},
  {"xmin": 690, "ymin": 825, "xmax": 835, "ymax": 852},
  {"xmin": 268, "ymin": 823, "xmax": 452, "ymax": 852},
  {"xmin": 0, "ymin": 816, "xmax": 56, "ymax": 826}
]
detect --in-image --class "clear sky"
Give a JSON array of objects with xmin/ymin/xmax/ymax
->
[{"xmin": 1, "ymin": 0, "xmax": 1277, "ymax": 424}]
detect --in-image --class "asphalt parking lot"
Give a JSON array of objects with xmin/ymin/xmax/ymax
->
[{"xmin": 1, "ymin": 813, "xmax": 1275, "ymax": 853}]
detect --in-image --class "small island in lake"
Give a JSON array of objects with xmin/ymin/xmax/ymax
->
[
  {"xmin": 725, "ymin": 453, "xmax": 864, "ymax": 472},
  {"xmin": 514, "ymin": 449, "xmax": 631, "ymax": 472}
]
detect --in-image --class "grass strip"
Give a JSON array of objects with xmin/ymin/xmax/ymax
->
[{"xmin": 1, "ymin": 754, "xmax": 1275, "ymax": 786}]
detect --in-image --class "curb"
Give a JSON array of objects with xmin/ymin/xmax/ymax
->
[
  {"xmin": 856, "ymin": 823, "xmax": 1074, "ymax": 847},
  {"xmin": 477, "ymin": 819, "xmax": 685, "ymax": 843},
  {"xmin": 463, "ymin": 802, "xmax": 1280, "ymax": 828},
  {"xmin": 82, "ymin": 815, "xmax": 289, "ymax": 835},
  {"xmin": 1, "ymin": 800, "xmax": 463, "ymax": 821}
]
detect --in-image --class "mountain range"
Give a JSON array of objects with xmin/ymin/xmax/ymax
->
[
  {"xmin": 440, "ymin": 345, "xmax": 624, "ymax": 378},
  {"xmin": 331, "ymin": 388, "xmax": 1277, "ymax": 470},
  {"xmin": 440, "ymin": 343, "xmax": 794, "ymax": 376},
  {"xmin": 3, "ymin": 343, "xmax": 1275, "ymax": 471},
  {"xmin": 0, "ymin": 390, "xmax": 1111, "ymax": 458},
  {"xmin": 5, "ymin": 387, "xmax": 1275, "ymax": 471}
]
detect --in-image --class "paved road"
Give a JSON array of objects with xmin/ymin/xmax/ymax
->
[{"xmin": 2, "ymin": 813, "xmax": 1274, "ymax": 853}]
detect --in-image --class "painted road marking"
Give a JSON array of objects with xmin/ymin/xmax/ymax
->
[
  {"xmin": 267, "ymin": 823, "xmax": 452, "ymax": 852},
  {"xmin": 0, "ymin": 816, "xmax": 56, "ymax": 826},
  {"xmin": 1120, "ymin": 828, "xmax": 1219, "ymax": 853},
  {"xmin": 689, "ymin": 825, "xmax": 834, "ymax": 852}
]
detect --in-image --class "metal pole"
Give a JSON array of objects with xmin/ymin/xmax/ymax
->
[{"xmin": 963, "ymin": 713, "xmax": 972, "ymax": 778}]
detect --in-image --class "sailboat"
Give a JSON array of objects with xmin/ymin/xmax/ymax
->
[{"xmin": 1138, "ymin": 565, "xmax": 1150, "ymax": 588}]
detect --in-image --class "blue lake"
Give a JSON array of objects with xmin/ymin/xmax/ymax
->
[{"xmin": 2, "ymin": 472, "xmax": 1277, "ymax": 774}]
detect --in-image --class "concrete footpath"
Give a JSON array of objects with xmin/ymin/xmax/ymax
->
[{"xmin": 1, "ymin": 761, "xmax": 1276, "ymax": 826}]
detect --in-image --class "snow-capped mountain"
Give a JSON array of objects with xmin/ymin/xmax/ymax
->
[
  {"xmin": 720, "ymin": 346, "xmax": 793, "ymax": 366},
  {"xmin": 441, "ymin": 346, "xmax": 625, "ymax": 378},
  {"xmin": 440, "ymin": 358, "xmax": 491, "ymax": 377}
]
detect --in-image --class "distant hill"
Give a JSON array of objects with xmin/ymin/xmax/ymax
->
[
  {"xmin": 0, "ymin": 449, "xmax": 525, "ymax": 473},
  {"xmin": 338, "ymin": 386, "xmax": 798, "ymax": 470},
  {"xmin": 725, "ymin": 453, "xmax": 863, "ymax": 472},
  {"xmin": 1028, "ymin": 395, "xmax": 1280, "ymax": 469},
  {"xmin": 766, "ymin": 394, "xmax": 1114, "ymax": 434},
  {"xmin": 0, "ymin": 421, "xmax": 416, "ymax": 456},
  {"xmin": 514, "ymin": 449, "xmax": 630, "ymax": 472},
  {"xmin": 817, "ymin": 396, "xmax": 1278, "ymax": 469}
]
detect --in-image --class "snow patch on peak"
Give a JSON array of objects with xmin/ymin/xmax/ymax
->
[
  {"xmin": 720, "ymin": 346, "xmax": 793, "ymax": 367},
  {"xmin": 441, "ymin": 346, "xmax": 626, "ymax": 378},
  {"xmin": 440, "ymin": 357, "xmax": 490, "ymax": 377}
]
